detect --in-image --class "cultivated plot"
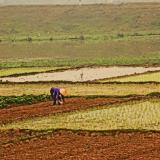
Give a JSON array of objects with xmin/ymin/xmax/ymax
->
[
  {"xmin": 0, "ymin": 97, "xmax": 134, "ymax": 124},
  {"xmin": 1, "ymin": 83, "xmax": 160, "ymax": 96},
  {"xmin": 1, "ymin": 130, "xmax": 160, "ymax": 160},
  {"xmin": 99, "ymin": 71, "xmax": 160, "ymax": 82},
  {"xmin": 1, "ymin": 98, "xmax": 160, "ymax": 131},
  {"xmin": 0, "ymin": 67, "xmax": 69, "ymax": 77},
  {"xmin": 1, "ymin": 66, "xmax": 160, "ymax": 82}
]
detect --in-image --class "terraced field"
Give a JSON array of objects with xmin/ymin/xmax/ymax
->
[
  {"xmin": 1, "ymin": 65, "xmax": 160, "ymax": 159},
  {"xmin": 0, "ymin": 66, "xmax": 70, "ymax": 77},
  {"xmin": 1, "ymin": 2, "xmax": 160, "ymax": 160},
  {"xmin": 1, "ymin": 82, "xmax": 160, "ymax": 96},
  {"xmin": 0, "ymin": 97, "xmax": 135, "ymax": 124},
  {"xmin": 1, "ymin": 96, "xmax": 160, "ymax": 159},
  {"xmin": 1, "ymin": 97, "xmax": 159, "ymax": 131},
  {"xmin": 1, "ymin": 130, "xmax": 160, "ymax": 160},
  {"xmin": 1, "ymin": 66, "xmax": 160, "ymax": 82},
  {"xmin": 99, "ymin": 71, "xmax": 160, "ymax": 82}
]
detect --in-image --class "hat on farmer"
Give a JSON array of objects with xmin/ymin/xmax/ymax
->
[{"xmin": 60, "ymin": 88, "xmax": 67, "ymax": 96}]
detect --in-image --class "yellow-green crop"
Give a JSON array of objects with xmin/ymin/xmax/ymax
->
[
  {"xmin": 0, "ymin": 67, "xmax": 69, "ymax": 77},
  {"xmin": 1, "ymin": 98, "xmax": 160, "ymax": 131},
  {"xmin": 99, "ymin": 72, "xmax": 160, "ymax": 83},
  {"xmin": 1, "ymin": 83, "xmax": 160, "ymax": 96}
]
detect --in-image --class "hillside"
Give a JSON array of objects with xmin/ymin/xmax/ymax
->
[
  {"xmin": 0, "ymin": 3, "xmax": 160, "ymax": 39},
  {"xmin": 0, "ymin": 3, "xmax": 159, "ymax": 61}
]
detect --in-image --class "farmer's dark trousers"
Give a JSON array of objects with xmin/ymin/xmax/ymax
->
[{"xmin": 50, "ymin": 90, "xmax": 57, "ymax": 105}]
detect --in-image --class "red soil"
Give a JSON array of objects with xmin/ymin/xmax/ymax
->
[
  {"xmin": 1, "ymin": 130, "xmax": 160, "ymax": 160},
  {"xmin": 0, "ymin": 96, "xmax": 159, "ymax": 160},
  {"xmin": 0, "ymin": 97, "xmax": 142, "ymax": 124}
]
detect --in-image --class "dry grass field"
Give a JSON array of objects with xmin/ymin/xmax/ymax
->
[
  {"xmin": 0, "ymin": 3, "xmax": 160, "ymax": 38},
  {"xmin": 0, "ymin": 3, "xmax": 159, "ymax": 65}
]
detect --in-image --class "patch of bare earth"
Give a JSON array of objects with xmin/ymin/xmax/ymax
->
[{"xmin": 1, "ymin": 130, "xmax": 160, "ymax": 160}]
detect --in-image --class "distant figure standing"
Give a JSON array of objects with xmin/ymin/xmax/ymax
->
[
  {"xmin": 79, "ymin": 0, "xmax": 82, "ymax": 5},
  {"xmin": 80, "ymin": 72, "xmax": 84, "ymax": 81},
  {"xmin": 50, "ymin": 87, "xmax": 67, "ymax": 105}
]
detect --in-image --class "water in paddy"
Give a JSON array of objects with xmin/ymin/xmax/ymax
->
[
  {"xmin": 0, "ymin": 0, "xmax": 159, "ymax": 5},
  {"xmin": 1, "ymin": 66, "xmax": 160, "ymax": 82},
  {"xmin": 1, "ymin": 98, "xmax": 160, "ymax": 131}
]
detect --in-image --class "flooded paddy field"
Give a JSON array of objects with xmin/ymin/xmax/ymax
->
[
  {"xmin": 1, "ymin": 66, "xmax": 160, "ymax": 82},
  {"xmin": 1, "ymin": 0, "xmax": 160, "ymax": 6}
]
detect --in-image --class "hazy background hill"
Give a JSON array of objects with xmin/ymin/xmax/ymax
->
[
  {"xmin": 0, "ymin": 0, "xmax": 160, "ymax": 5},
  {"xmin": 0, "ymin": 3, "xmax": 159, "ymax": 60}
]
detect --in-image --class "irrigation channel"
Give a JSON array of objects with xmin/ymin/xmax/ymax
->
[{"xmin": 1, "ymin": 66, "xmax": 160, "ymax": 82}]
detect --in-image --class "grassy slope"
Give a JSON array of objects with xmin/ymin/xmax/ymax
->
[
  {"xmin": 1, "ymin": 82, "xmax": 160, "ymax": 96},
  {"xmin": 1, "ymin": 98, "xmax": 160, "ymax": 131},
  {"xmin": 0, "ymin": 4, "xmax": 160, "ymax": 65},
  {"xmin": 0, "ymin": 38, "xmax": 160, "ymax": 60},
  {"xmin": 0, "ymin": 4, "xmax": 160, "ymax": 38}
]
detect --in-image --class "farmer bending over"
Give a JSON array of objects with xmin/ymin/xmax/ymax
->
[{"xmin": 50, "ymin": 87, "xmax": 67, "ymax": 105}]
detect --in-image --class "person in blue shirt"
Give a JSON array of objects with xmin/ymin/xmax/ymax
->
[{"xmin": 50, "ymin": 87, "xmax": 67, "ymax": 105}]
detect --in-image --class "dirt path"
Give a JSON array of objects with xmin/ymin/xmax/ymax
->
[
  {"xmin": 1, "ymin": 130, "xmax": 160, "ymax": 160},
  {"xmin": 0, "ymin": 97, "xmax": 142, "ymax": 124}
]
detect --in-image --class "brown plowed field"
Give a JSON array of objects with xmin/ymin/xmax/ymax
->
[
  {"xmin": 1, "ymin": 130, "xmax": 160, "ymax": 160},
  {"xmin": 0, "ymin": 97, "xmax": 143, "ymax": 124}
]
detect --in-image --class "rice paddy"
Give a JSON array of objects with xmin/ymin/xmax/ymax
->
[
  {"xmin": 99, "ymin": 71, "xmax": 160, "ymax": 83},
  {"xmin": 1, "ymin": 3, "xmax": 160, "ymax": 159},
  {"xmin": 1, "ymin": 66, "xmax": 160, "ymax": 82},
  {"xmin": 0, "ymin": 67, "xmax": 69, "ymax": 77},
  {"xmin": 1, "ymin": 98, "xmax": 160, "ymax": 131},
  {"xmin": 1, "ymin": 82, "xmax": 160, "ymax": 96}
]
